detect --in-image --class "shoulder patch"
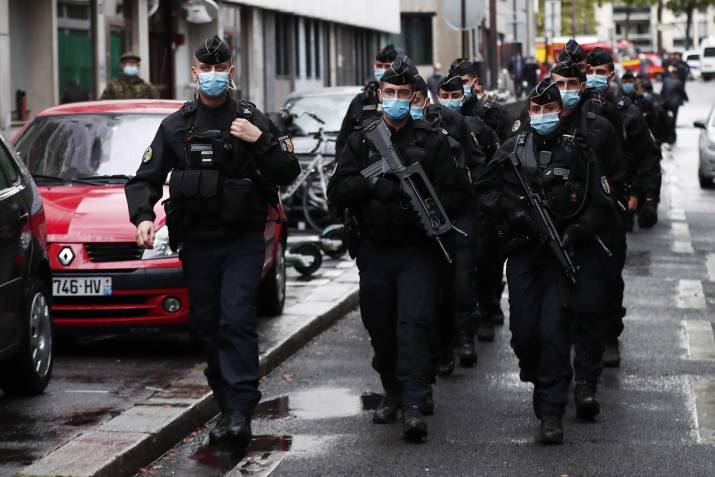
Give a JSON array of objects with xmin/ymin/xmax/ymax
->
[
  {"xmin": 142, "ymin": 147, "xmax": 152, "ymax": 163},
  {"xmin": 511, "ymin": 119, "xmax": 521, "ymax": 132},
  {"xmin": 278, "ymin": 135, "xmax": 294, "ymax": 153}
]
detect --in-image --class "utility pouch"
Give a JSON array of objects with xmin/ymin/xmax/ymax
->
[
  {"xmin": 220, "ymin": 178, "xmax": 254, "ymax": 224},
  {"xmin": 162, "ymin": 198, "xmax": 182, "ymax": 252},
  {"xmin": 188, "ymin": 130, "xmax": 227, "ymax": 168}
]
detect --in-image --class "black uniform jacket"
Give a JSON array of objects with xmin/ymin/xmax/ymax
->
[
  {"xmin": 327, "ymin": 117, "xmax": 472, "ymax": 245},
  {"xmin": 125, "ymin": 96, "xmax": 300, "ymax": 241},
  {"xmin": 461, "ymin": 94, "xmax": 513, "ymax": 141}
]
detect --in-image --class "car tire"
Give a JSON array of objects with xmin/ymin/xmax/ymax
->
[
  {"xmin": 257, "ymin": 241, "xmax": 286, "ymax": 317},
  {"xmin": 699, "ymin": 169, "xmax": 714, "ymax": 189},
  {"xmin": 0, "ymin": 278, "xmax": 53, "ymax": 396}
]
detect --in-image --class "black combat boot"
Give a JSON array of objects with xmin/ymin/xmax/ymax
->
[
  {"xmin": 602, "ymin": 339, "xmax": 621, "ymax": 368},
  {"xmin": 402, "ymin": 407, "xmax": 428, "ymax": 442},
  {"xmin": 457, "ymin": 330, "xmax": 477, "ymax": 367},
  {"xmin": 539, "ymin": 414, "xmax": 564, "ymax": 445},
  {"xmin": 418, "ymin": 393, "xmax": 435, "ymax": 416},
  {"xmin": 437, "ymin": 355, "xmax": 455, "ymax": 377},
  {"xmin": 574, "ymin": 381, "xmax": 600, "ymax": 420},
  {"xmin": 210, "ymin": 411, "xmax": 252, "ymax": 449},
  {"xmin": 476, "ymin": 318, "xmax": 495, "ymax": 342},
  {"xmin": 373, "ymin": 394, "xmax": 401, "ymax": 424}
]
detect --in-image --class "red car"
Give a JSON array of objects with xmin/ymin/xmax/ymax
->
[{"xmin": 11, "ymin": 100, "xmax": 287, "ymax": 335}]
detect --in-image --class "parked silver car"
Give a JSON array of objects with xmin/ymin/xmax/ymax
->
[{"xmin": 695, "ymin": 107, "xmax": 715, "ymax": 188}]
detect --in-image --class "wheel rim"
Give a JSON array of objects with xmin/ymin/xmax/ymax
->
[
  {"xmin": 276, "ymin": 244, "xmax": 286, "ymax": 306},
  {"xmin": 29, "ymin": 292, "xmax": 52, "ymax": 378}
]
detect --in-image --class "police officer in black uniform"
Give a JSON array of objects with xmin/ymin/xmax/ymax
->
[
  {"xmin": 125, "ymin": 36, "xmax": 300, "ymax": 449},
  {"xmin": 583, "ymin": 48, "xmax": 662, "ymax": 366},
  {"xmin": 478, "ymin": 79, "xmax": 620, "ymax": 444},
  {"xmin": 411, "ymin": 73, "xmax": 487, "ymax": 372},
  {"xmin": 336, "ymin": 44, "xmax": 398, "ymax": 156},
  {"xmin": 638, "ymin": 78, "xmax": 672, "ymax": 146},
  {"xmin": 557, "ymin": 39, "xmax": 588, "ymax": 74},
  {"xmin": 550, "ymin": 61, "xmax": 628, "ymax": 418},
  {"xmin": 450, "ymin": 57, "xmax": 513, "ymax": 141},
  {"xmin": 327, "ymin": 56, "xmax": 471, "ymax": 442}
]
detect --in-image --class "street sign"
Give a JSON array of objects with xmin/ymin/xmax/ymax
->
[{"xmin": 442, "ymin": 0, "xmax": 485, "ymax": 31}]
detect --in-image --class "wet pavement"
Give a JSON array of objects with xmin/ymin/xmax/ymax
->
[
  {"xmin": 0, "ymin": 248, "xmax": 353, "ymax": 477},
  {"xmin": 137, "ymin": 80, "xmax": 715, "ymax": 476}
]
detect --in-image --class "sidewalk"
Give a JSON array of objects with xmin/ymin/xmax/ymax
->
[{"xmin": 18, "ymin": 257, "xmax": 359, "ymax": 477}]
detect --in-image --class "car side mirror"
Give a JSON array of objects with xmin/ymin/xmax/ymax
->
[{"xmin": 694, "ymin": 120, "xmax": 707, "ymax": 129}]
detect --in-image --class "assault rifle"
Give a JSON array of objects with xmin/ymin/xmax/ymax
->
[
  {"xmin": 361, "ymin": 120, "xmax": 465, "ymax": 263},
  {"xmin": 508, "ymin": 152, "xmax": 578, "ymax": 285}
]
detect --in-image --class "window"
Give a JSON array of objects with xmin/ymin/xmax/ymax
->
[
  {"xmin": 275, "ymin": 13, "xmax": 293, "ymax": 77},
  {"xmin": 305, "ymin": 19, "xmax": 312, "ymax": 78},
  {"xmin": 704, "ymin": 47, "xmax": 715, "ymax": 58},
  {"xmin": 314, "ymin": 21, "xmax": 321, "ymax": 78},
  {"xmin": 390, "ymin": 13, "xmax": 433, "ymax": 65}
]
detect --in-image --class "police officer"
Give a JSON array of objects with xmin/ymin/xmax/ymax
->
[
  {"xmin": 124, "ymin": 36, "xmax": 300, "ymax": 449},
  {"xmin": 551, "ymin": 61, "xmax": 628, "ymax": 418},
  {"xmin": 101, "ymin": 52, "xmax": 160, "ymax": 100},
  {"xmin": 327, "ymin": 56, "xmax": 471, "ymax": 442},
  {"xmin": 449, "ymin": 57, "xmax": 514, "ymax": 141},
  {"xmin": 583, "ymin": 47, "xmax": 662, "ymax": 365},
  {"xmin": 660, "ymin": 69, "xmax": 689, "ymax": 141},
  {"xmin": 638, "ymin": 78, "xmax": 672, "ymax": 146},
  {"xmin": 411, "ymin": 73, "xmax": 487, "ymax": 372},
  {"xmin": 336, "ymin": 44, "xmax": 398, "ymax": 156},
  {"xmin": 478, "ymin": 79, "xmax": 620, "ymax": 444},
  {"xmin": 557, "ymin": 39, "xmax": 588, "ymax": 74}
]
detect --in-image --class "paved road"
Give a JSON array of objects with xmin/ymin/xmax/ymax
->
[
  {"xmin": 139, "ymin": 81, "xmax": 715, "ymax": 477},
  {"xmin": 0, "ymin": 239, "xmax": 348, "ymax": 477}
]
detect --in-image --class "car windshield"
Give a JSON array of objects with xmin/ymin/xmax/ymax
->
[
  {"xmin": 14, "ymin": 113, "xmax": 165, "ymax": 180},
  {"xmin": 284, "ymin": 93, "xmax": 355, "ymax": 135},
  {"xmin": 687, "ymin": 54, "xmax": 700, "ymax": 61},
  {"xmin": 704, "ymin": 47, "xmax": 715, "ymax": 58}
]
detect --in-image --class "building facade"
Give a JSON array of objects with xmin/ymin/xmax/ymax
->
[
  {"xmin": 0, "ymin": 0, "xmax": 399, "ymax": 133},
  {"xmin": 595, "ymin": 2, "xmax": 715, "ymax": 52}
]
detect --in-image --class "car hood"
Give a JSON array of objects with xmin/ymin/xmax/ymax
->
[{"xmin": 39, "ymin": 184, "xmax": 168, "ymax": 243}]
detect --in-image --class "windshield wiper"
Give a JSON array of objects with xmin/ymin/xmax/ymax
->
[
  {"xmin": 32, "ymin": 174, "xmax": 101, "ymax": 186},
  {"xmin": 78, "ymin": 174, "xmax": 133, "ymax": 182}
]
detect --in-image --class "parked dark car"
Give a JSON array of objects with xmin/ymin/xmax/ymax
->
[{"xmin": 0, "ymin": 133, "xmax": 53, "ymax": 396}]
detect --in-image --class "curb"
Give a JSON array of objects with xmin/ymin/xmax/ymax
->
[{"xmin": 19, "ymin": 281, "xmax": 359, "ymax": 477}]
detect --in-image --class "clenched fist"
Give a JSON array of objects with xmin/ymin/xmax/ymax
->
[
  {"xmin": 136, "ymin": 220, "xmax": 155, "ymax": 249},
  {"xmin": 230, "ymin": 118, "xmax": 262, "ymax": 143}
]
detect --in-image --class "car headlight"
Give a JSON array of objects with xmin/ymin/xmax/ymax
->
[{"xmin": 141, "ymin": 226, "xmax": 178, "ymax": 259}]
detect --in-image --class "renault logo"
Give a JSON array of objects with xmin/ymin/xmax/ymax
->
[{"xmin": 58, "ymin": 247, "xmax": 74, "ymax": 266}]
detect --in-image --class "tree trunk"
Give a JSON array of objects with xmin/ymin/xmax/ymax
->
[
  {"xmin": 657, "ymin": 0, "xmax": 663, "ymax": 54},
  {"xmin": 685, "ymin": 6, "xmax": 693, "ymax": 50}
]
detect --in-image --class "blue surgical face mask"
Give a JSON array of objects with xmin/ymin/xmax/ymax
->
[
  {"xmin": 409, "ymin": 106, "xmax": 424, "ymax": 120},
  {"xmin": 586, "ymin": 74, "xmax": 609, "ymax": 92},
  {"xmin": 197, "ymin": 71, "xmax": 229, "ymax": 97},
  {"xmin": 382, "ymin": 98, "xmax": 411, "ymax": 120},
  {"xmin": 374, "ymin": 68, "xmax": 386, "ymax": 82},
  {"xmin": 643, "ymin": 92, "xmax": 653, "ymax": 101},
  {"xmin": 463, "ymin": 85, "xmax": 472, "ymax": 97},
  {"xmin": 560, "ymin": 89, "xmax": 581, "ymax": 110},
  {"xmin": 442, "ymin": 98, "xmax": 463, "ymax": 111},
  {"xmin": 622, "ymin": 83, "xmax": 635, "ymax": 95},
  {"xmin": 123, "ymin": 65, "xmax": 139, "ymax": 77},
  {"xmin": 530, "ymin": 112, "xmax": 560, "ymax": 136}
]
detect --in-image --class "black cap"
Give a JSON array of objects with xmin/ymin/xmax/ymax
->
[
  {"xmin": 551, "ymin": 61, "xmax": 586, "ymax": 82},
  {"xmin": 587, "ymin": 47, "xmax": 613, "ymax": 67},
  {"xmin": 622, "ymin": 71, "xmax": 636, "ymax": 81},
  {"xmin": 195, "ymin": 35, "xmax": 231, "ymax": 65},
  {"xmin": 438, "ymin": 74, "xmax": 464, "ymax": 92},
  {"xmin": 449, "ymin": 57, "xmax": 478, "ymax": 76},
  {"xmin": 381, "ymin": 54, "xmax": 417, "ymax": 85},
  {"xmin": 375, "ymin": 44, "xmax": 398, "ymax": 63},
  {"xmin": 414, "ymin": 74, "xmax": 428, "ymax": 93},
  {"xmin": 120, "ymin": 51, "xmax": 141, "ymax": 62},
  {"xmin": 529, "ymin": 78, "xmax": 562, "ymax": 106},
  {"xmin": 558, "ymin": 39, "xmax": 587, "ymax": 63}
]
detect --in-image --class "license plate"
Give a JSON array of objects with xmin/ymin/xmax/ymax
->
[{"xmin": 53, "ymin": 277, "xmax": 112, "ymax": 296}]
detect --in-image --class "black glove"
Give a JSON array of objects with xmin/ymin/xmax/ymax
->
[
  {"xmin": 372, "ymin": 176, "xmax": 406, "ymax": 203},
  {"xmin": 561, "ymin": 223, "xmax": 588, "ymax": 250},
  {"xmin": 638, "ymin": 199, "xmax": 658, "ymax": 228},
  {"xmin": 508, "ymin": 207, "xmax": 538, "ymax": 235}
]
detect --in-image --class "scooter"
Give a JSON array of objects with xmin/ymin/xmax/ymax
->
[{"xmin": 285, "ymin": 224, "xmax": 347, "ymax": 277}]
